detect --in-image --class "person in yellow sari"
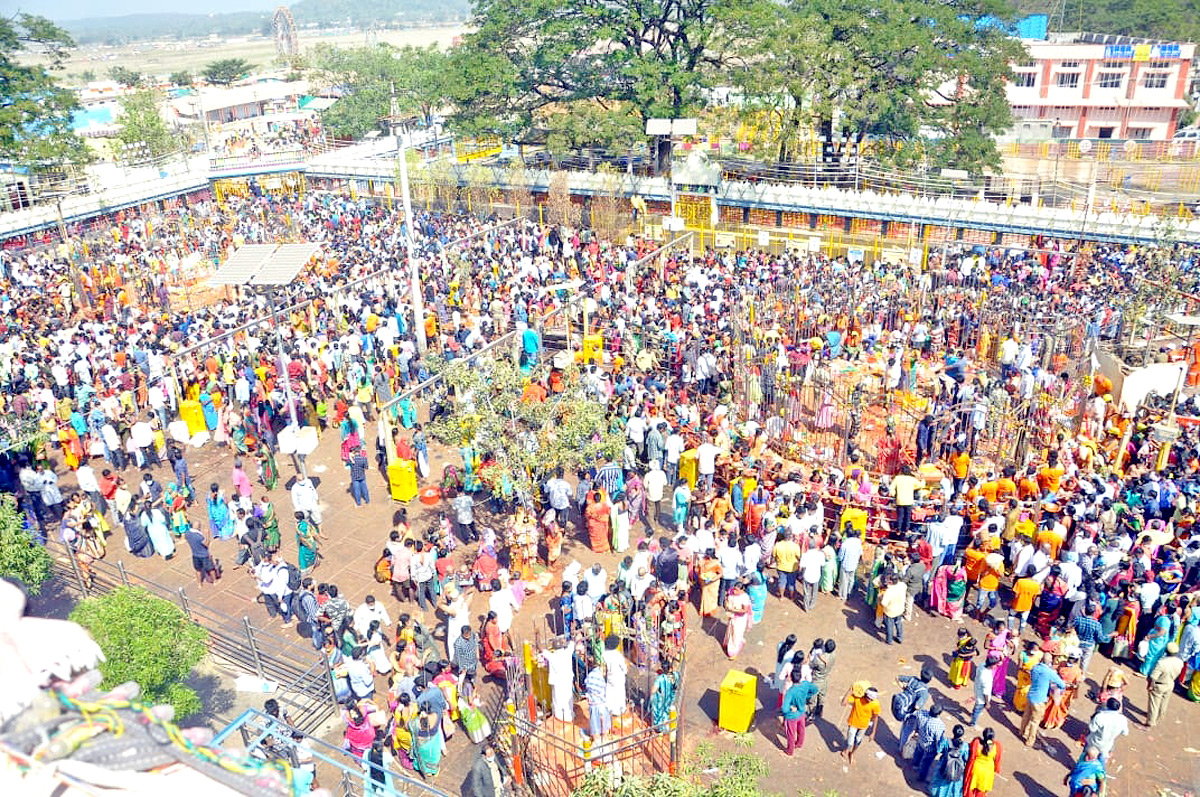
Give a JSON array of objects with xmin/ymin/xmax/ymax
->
[
  {"xmin": 964, "ymin": 728, "xmax": 1002, "ymax": 797},
  {"xmin": 1012, "ymin": 641, "xmax": 1040, "ymax": 713}
]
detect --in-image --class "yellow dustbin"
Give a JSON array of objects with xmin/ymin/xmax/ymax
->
[
  {"xmin": 388, "ymin": 460, "xmax": 418, "ymax": 502},
  {"xmin": 718, "ymin": 670, "xmax": 757, "ymax": 733},
  {"xmin": 582, "ymin": 333, "xmax": 604, "ymax": 365},
  {"xmin": 678, "ymin": 449, "xmax": 698, "ymax": 490},
  {"xmin": 179, "ymin": 400, "xmax": 206, "ymax": 437}
]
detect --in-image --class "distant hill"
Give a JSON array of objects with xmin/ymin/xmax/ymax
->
[
  {"xmin": 289, "ymin": 0, "xmax": 471, "ymax": 26},
  {"xmin": 62, "ymin": 0, "xmax": 471, "ymax": 44},
  {"xmin": 63, "ymin": 12, "xmax": 270, "ymax": 45}
]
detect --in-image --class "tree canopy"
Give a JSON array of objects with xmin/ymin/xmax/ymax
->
[
  {"xmin": 308, "ymin": 44, "xmax": 450, "ymax": 140},
  {"xmin": 203, "ymin": 58, "xmax": 254, "ymax": 86},
  {"xmin": 0, "ymin": 13, "xmax": 89, "ymax": 169},
  {"xmin": 112, "ymin": 91, "xmax": 179, "ymax": 162}
]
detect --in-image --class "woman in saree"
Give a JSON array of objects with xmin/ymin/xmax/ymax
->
[
  {"xmin": 963, "ymin": 728, "xmax": 1002, "ymax": 797},
  {"xmin": 230, "ymin": 415, "xmax": 251, "ymax": 455},
  {"xmin": 1110, "ymin": 590, "xmax": 1140, "ymax": 661},
  {"xmin": 399, "ymin": 397, "xmax": 417, "ymax": 429},
  {"xmin": 747, "ymin": 570, "xmax": 768, "ymax": 624},
  {"xmin": 258, "ymin": 495, "xmax": 281, "ymax": 553},
  {"xmin": 820, "ymin": 534, "xmax": 838, "ymax": 593},
  {"xmin": 206, "ymin": 483, "xmax": 234, "ymax": 540},
  {"xmin": 1041, "ymin": 651, "xmax": 1082, "ymax": 730},
  {"xmin": 1012, "ymin": 640, "xmax": 1040, "ymax": 713},
  {"xmin": 931, "ymin": 557, "xmax": 969, "ymax": 620},
  {"xmin": 121, "ymin": 504, "xmax": 155, "ymax": 558},
  {"xmin": 723, "ymin": 580, "xmax": 753, "ymax": 659},
  {"xmin": 585, "ymin": 490, "xmax": 612, "ymax": 554},
  {"xmin": 649, "ymin": 661, "xmax": 679, "ymax": 730},
  {"xmin": 865, "ymin": 545, "xmax": 888, "ymax": 607},
  {"xmin": 984, "ymin": 619, "xmax": 1013, "ymax": 701},
  {"xmin": 1097, "ymin": 664, "xmax": 1128, "ymax": 707},
  {"xmin": 391, "ymin": 694, "xmax": 418, "ymax": 769},
  {"xmin": 257, "ymin": 442, "xmax": 279, "ymax": 491},
  {"xmin": 409, "ymin": 709, "xmax": 444, "ymax": 778},
  {"xmin": 1139, "ymin": 606, "xmax": 1175, "ymax": 676},
  {"xmin": 58, "ymin": 424, "xmax": 83, "ymax": 471},
  {"xmin": 699, "ymin": 551, "xmax": 723, "ymax": 619},
  {"xmin": 296, "ymin": 510, "xmax": 321, "ymax": 571},
  {"xmin": 163, "ymin": 481, "xmax": 189, "ymax": 537},
  {"xmin": 949, "ymin": 628, "xmax": 979, "ymax": 688},
  {"xmin": 138, "ymin": 499, "xmax": 175, "ymax": 559}
]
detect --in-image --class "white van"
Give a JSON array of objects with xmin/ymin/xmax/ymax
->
[{"xmin": 1174, "ymin": 127, "xmax": 1200, "ymax": 140}]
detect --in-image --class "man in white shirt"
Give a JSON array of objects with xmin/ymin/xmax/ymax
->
[
  {"xmin": 927, "ymin": 513, "xmax": 963, "ymax": 571},
  {"xmin": 644, "ymin": 461, "xmax": 668, "ymax": 528},
  {"xmin": 696, "ymin": 434, "xmax": 719, "ymax": 491},
  {"xmin": 664, "ymin": 430, "xmax": 685, "ymax": 486},
  {"xmin": 130, "ymin": 414, "xmax": 159, "ymax": 467},
  {"xmin": 290, "ymin": 476, "xmax": 322, "ymax": 525},
  {"xmin": 352, "ymin": 595, "xmax": 392, "ymax": 639},
  {"xmin": 75, "ymin": 464, "xmax": 104, "ymax": 516},
  {"xmin": 582, "ymin": 563, "xmax": 608, "ymax": 601},
  {"xmin": 1085, "ymin": 698, "xmax": 1129, "ymax": 763},
  {"xmin": 488, "ymin": 578, "xmax": 521, "ymax": 636},
  {"xmin": 625, "ymin": 411, "xmax": 648, "ymax": 462},
  {"xmin": 717, "ymin": 539, "xmax": 744, "ymax": 605},
  {"xmin": 799, "ymin": 536, "xmax": 826, "ymax": 611}
]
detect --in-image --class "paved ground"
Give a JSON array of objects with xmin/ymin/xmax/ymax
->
[{"xmin": 44, "ymin": 415, "xmax": 1200, "ymax": 797}]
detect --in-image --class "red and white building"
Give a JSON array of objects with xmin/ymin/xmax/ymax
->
[{"xmin": 1006, "ymin": 37, "xmax": 1195, "ymax": 140}]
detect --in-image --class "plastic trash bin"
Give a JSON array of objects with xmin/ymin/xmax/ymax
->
[
  {"xmin": 718, "ymin": 670, "xmax": 757, "ymax": 733},
  {"xmin": 678, "ymin": 449, "xmax": 698, "ymax": 490},
  {"xmin": 388, "ymin": 460, "xmax": 418, "ymax": 502},
  {"xmin": 180, "ymin": 400, "xmax": 206, "ymax": 437}
]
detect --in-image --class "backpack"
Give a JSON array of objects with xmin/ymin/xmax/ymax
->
[
  {"xmin": 941, "ymin": 743, "xmax": 966, "ymax": 781},
  {"xmin": 891, "ymin": 681, "xmax": 925, "ymax": 720},
  {"xmin": 285, "ymin": 562, "xmax": 302, "ymax": 591},
  {"xmin": 891, "ymin": 689, "xmax": 915, "ymax": 721},
  {"xmin": 374, "ymin": 554, "xmax": 393, "ymax": 583}
]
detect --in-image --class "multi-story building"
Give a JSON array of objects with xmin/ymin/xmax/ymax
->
[{"xmin": 1006, "ymin": 36, "xmax": 1195, "ymax": 140}]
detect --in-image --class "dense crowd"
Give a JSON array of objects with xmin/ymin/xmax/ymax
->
[{"xmin": 3, "ymin": 183, "xmax": 1200, "ymax": 797}]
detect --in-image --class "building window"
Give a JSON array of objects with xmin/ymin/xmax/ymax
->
[
  {"xmin": 1056, "ymin": 72, "xmax": 1080, "ymax": 88},
  {"xmin": 1147, "ymin": 60, "xmax": 1171, "ymax": 69},
  {"xmin": 1012, "ymin": 72, "xmax": 1036, "ymax": 87},
  {"xmin": 1015, "ymin": 59, "xmax": 1035, "ymax": 68},
  {"xmin": 1097, "ymin": 72, "xmax": 1123, "ymax": 88},
  {"xmin": 1126, "ymin": 127, "xmax": 1153, "ymax": 139},
  {"xmin": 1012, "ymin": 105, "xmax": 1034, "ymax": 117},
  {"xmin": 1060, "ymin": 61, "xmax": 1080, "ymax": 68},
  {"xmin": 1102, "ymin": 60, "xmax": 1124, "ymax": 69},
  {"xmin": 1052, "ymin": 125, "xmax": 1074, "ymax": 139},
  {"xmin": 1142, "ymin": 72, "xmax": 1169, "ymax": 89}
]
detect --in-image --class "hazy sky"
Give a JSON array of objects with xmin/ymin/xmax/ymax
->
[{"xmin": 5, "ymin": 0, "xmax": 279, "ymax": 21}]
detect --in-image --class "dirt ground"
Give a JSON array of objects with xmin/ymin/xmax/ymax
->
[{"xmin": 41, "ymin": 404, "xmax": 1200, "ymax": 797}]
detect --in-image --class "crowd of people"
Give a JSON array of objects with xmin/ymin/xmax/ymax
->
[{"xmin": 2, "ymin": 177, "xmax": 1199, "ymax": 797}]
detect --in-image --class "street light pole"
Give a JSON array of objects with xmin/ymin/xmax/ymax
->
[
  {"xmin": 391, "ymin": 91, "xmax": 428, "ymax": 354},
  {"xmin": 265, "ymin": 287, "xmax": 308, "ymax": 479}
]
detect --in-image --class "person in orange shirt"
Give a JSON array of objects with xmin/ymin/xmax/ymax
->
[
  {"xmin": 963, "ymin": 537, "xmax": 988, "ymax": 605},
  {"xmin": 1008, "ymin": 566, "xmax": 1042, "ymax": 634},
  {"xmin": 979, "ymin": 475, "xmax": 1000, "ymax": 504},
  {"xmin": 973, "ymin": 552, "xmax": 1005, "ymax": 619},
  {"xmin": 1034, "ymin": 515, "xmax": 1066, "ymax": 560},
  {"xmin": 952, "ymin": 448, "xmax": 971, "ymax": 496},
  {"xmin": 1017, "ymin": 466, "xmax": 1040, "ymax": 501},
  {"xmin": 1036, "ymin": 452, "xmax": 1065, "ymax": 497},
  {"xmin": 996, "ymin": 467, "xmax": 1018, "ymax": 501}
]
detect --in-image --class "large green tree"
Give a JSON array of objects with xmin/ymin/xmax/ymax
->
[
  {"xmin": 308, "ymin": 43, "xmax": 450, "ymax": 140},
  {"xmin": 203, "ymin": 57, "xmax": 254, "ymax": 85},
  {"xmin": 447, "ymin": 0, "xmax": 757, "ymax": 163},
  {"xmin": 0, "ymin": 14, "xmax": 89, "ymax": 169},
  {"xmin": 70, "ymin": 586, "xmax": 208, "ymax": 720},
  {"xmin": 112, "ymin": 91, "xmax": 179, "ymax": 161},
  {"xmin": 728, "ymin": 0, "xmax": 1025, "ymax": 174}
]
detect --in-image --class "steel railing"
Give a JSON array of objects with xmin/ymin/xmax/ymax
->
[{"xmin": 49, "ymin": 540, "xmax": 338, "ymax": 733}]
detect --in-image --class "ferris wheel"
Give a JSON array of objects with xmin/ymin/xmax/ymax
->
[{"xmin": 272, "ymin": 6, "xmax": 298, "ymax": 60}]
